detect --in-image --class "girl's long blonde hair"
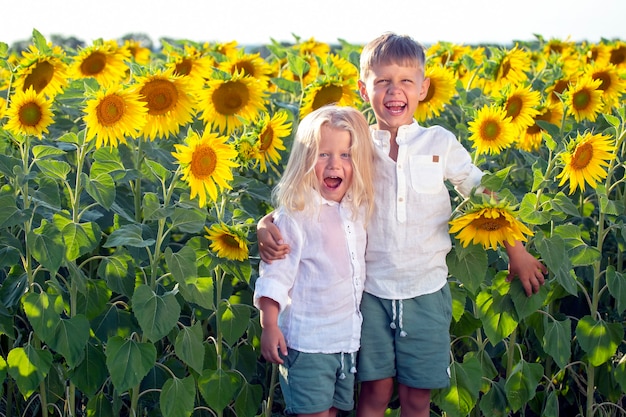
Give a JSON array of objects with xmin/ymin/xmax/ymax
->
[{"xmin": 272, "ymin": 105, "xmax": 375, "ymax": 222}]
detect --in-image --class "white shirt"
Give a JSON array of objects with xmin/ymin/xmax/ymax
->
[
  {"xmin": 365, "ymin": 121, "xmax": 483, "ymax": 299},
  {"xmin": 254, "ymin": 192, "xmax": 366, "ymax": 354}
]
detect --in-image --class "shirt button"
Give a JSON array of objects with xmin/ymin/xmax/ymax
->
[{"xmin": 398, "ymin": 197, "xmax": 404, "ymax": 202}]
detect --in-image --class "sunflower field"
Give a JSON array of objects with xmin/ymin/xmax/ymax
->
[{"xmin": 0, "ymin": 28, "xmax": 624, "ymax": 417}]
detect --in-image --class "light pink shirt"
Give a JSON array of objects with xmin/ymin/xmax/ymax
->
[
  {"xmin": 365, "ymin": 121, "xmax": 483, "ymax": 299},
  {"xmin": 254, "ymin": 192, "xmax": 366, "ymax": 353}
]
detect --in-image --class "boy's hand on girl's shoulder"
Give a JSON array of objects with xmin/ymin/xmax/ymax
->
[
  {"xmin": 257, "ymin": 213, "xmax": 290, "ymax": 263},
  {"xmin": 505, "ymin": 242, "xmax": 548, "ymax": 297}
]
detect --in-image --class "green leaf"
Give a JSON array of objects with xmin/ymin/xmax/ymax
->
[
  {"xmin": 480, "ymin": 166, "xmax": 512, "ymax": 192},
  {"xmin": 510, "ymin": 278, "xmax": 547, "ymax": 320},
  {"xmin": 218, "ymin": 301, "xmax": 251, "ymax": 345},
  {"xmin": 198, "ymin": 368, "xmax": 241, "ymax": 412},
  {"xmin": 0, "ymin": 195, "xmax": 28, "ymax": 228},
  {"xmin": 479, "ymin": 379, "xmax": 507, "ymax": 417},
  {"xmin": 70, "ymin": 342, "xmax": 108, "ymax": 396},
  {"xmin": 550, "ymin": 192, "xmax": 580, "ymax": 217},
  {"xmin": 35, "ymin": 160, "xmax": 71, "ymax": 181},
  {"xmin": 142, "ymin": 192, "xmax": 163, "ymax": 221},
  {"xmin": 58, "ymin": 220, "xmax": 102, "ymax": 261},
  {"xmin": 90, "ymin": 146, "xmax": 127, "ymax": 180},
  {"xmin": 606, "ymin": 266, "xmax": 626, "ymax": 314},
  {"xmin": 28, "ymin": 220, "xmax": 65, "ymax": 273},
  {"xmin": 47, "ymin": 314, "xmax": 90, "ymax": 368},
  {"xmin": 77, "ymin": 278, "xmax": 112, "ymax": 320},
  {"xmin": 542, "ymin": 390, "xmax": 559, "ymax": 417},
  {"xmin": 433, "ymin": 357, "xmax": 482, "ymax": 417},
  {"xmin": 504, "ymin": 360, "xmax": 543, "ymax": 412},
  {"xmin": 22, "ymin": 291, "xmax": 64, "ymax": 342},
  {"xmin": 85, "ymin": 172, "xmax": 116, "ymax": 209},
  {"xmin": 32, "ymin": 144, "xmax": 67, "ymax": 159},
  {"xmin": 0, "ymin": 355, "xmax": 6, "ymax": 397},
  {"xmin": 174, "ymin": 322, "xmax": 205, "ymax": 374},
  {"xmin": 234, "ymin": 382, "xmax": 263, "ymax": 417},
  {"xmin": 97, "ymin": 252, "xmax": 135, "ymax": 297},
  {"xmin": 132, "ymin": 284, "xmax": 181, "ymax": 342},
  {"xmin": 447, "ymin": 244, "xmax": 488, "ymax": 295},
  {"xmin": 160, "ymin": 376, "xmax": 195, "ymax": 417},
  {"xmin": 615, "ymin": 355, "xmax": 626, "ymax": 393},
  {"xmin": 575, "ymin": 316, "xmax": 622, "ymax": 366},
  {"xmin": 92, "ymin": 304, "xmax": 136, "ymax": 341},
  {"xmin": 7, "ymin": 344, "xmax": 53, "ymax": 398},
  {"xmin": 519, "ymin": 193, "xmax": 551, "ymax": 225},
  {"xmin": 177, "ymin": 277, "xmax": 214, "ymax": 310},
  {"xmin": 476, "ymin": 290, "xmax": 518, "ymax": 345},
  {"xmin": 543, "ymin": 318, "xmax": 572, "ymax": 370},
  {"xmin": 170, "ymin": 206, "xmax": 207, "ymax": 234},
  {"xmin": 104, "ymin": 224, "xmax": 155, "ymax": 248},
  {"xmin": 534, "ymin": 233, "xmax": 576, "ymax": 295},
  {"xmin": 165, "ymin": 246, "xmax": 198, "ymax": 285},
  {"xmin": 86, "ymin": 392, "xmax": 115, "ymax": 417},
  {"xmin": 105, "ymin": 336, "xmax": 156, "ymax": 393}
]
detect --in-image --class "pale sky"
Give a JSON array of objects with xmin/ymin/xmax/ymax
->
[{"xmin": 2, "ymin": 0, "xmax": 624, "ymax": 47}]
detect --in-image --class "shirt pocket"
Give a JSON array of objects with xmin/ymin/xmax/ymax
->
[{"xmin": 409, "ymin": 155, "xmax": 444, "ymax": 194}]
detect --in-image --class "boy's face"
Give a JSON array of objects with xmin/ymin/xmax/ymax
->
[{"xmin": 358, "ymin": 62, "xmax": 430, "ymax": 133}]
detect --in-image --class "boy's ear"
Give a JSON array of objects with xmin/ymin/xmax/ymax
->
[
  {"xmin": 419, "ymin": 77, "xmax": 431, "ymax": 101},
  {"xmin": 358, "ymin": 80, "xmax": 369, "ymax": 102}
]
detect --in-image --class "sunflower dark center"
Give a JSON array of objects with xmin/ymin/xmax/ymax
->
[
  {"xmin": 81, "ymin": 52, "xmax": 107, "ymax": 76},
  {"xmin": 571, "ymin": 143, "xmax": 593, "ymax": 169},
  {"xmin": 572, "ymin": 89, "xmax": 591, "ymax": 110},
  {"xmin": 174, "ymin": 59, "xmax": 193, "ymax": 77},
  {"xmin": 190, "ymin": 146, "xmax": 217, "ymax": 178},
  {"xmin": 24, "ymin": 61, "xmax": 54, "ymax": 93},
  {"xmin": 481, "ymin": 120, "xmax": 500, "ymax": 140},
  {"xmin": 592, "ymin": 72, "xmax": 610, "ymax": 91},
  {"xmin": 140, "ymin": 79, "xmax": 179, "ymax": 115},
  {"xmin": 96, "ymin": 94, "xmax": 125, "ymax": 126},
  {"xmin": 213, "ymin": 81, "xmax": 249, "ymax": 115},
  {"xmin": 506, "ymin": 96, "xmax": 523, "ymax": 119},
  {"xmin": 220, "ymin": 234, "xmax": 240, "ymax": 249},
  {"xmin": 472, "ymin": 216, "xmax": 505, "ymax": 231},
  {"xmin": 19, "ymin": 102, "xmax": 43, "ymax": 127},
  {"xmin": 259, "ymin": 127, "xmax": 275, "ymax": 151},
  {"xmin": 312, "ymin": 84, "xmax": 343, "ymax": 111}
]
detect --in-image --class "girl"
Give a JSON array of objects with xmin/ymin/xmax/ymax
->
[{"xmin": 254, "ymin": 105, "xmax": 375, "ymax": 417}]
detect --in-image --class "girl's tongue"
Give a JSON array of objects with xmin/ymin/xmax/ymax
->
[{"xmin": 324, "ymin": 177, "xmax": 342, "ymax": 189}]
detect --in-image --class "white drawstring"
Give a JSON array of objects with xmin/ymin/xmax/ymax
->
[{"xmin": 389, "ymin": 299, "xmax": 407, "ymax": 337}]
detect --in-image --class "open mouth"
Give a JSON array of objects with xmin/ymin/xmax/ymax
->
[
  {"xmin": 324, "ymin": 176, "xmax": 343, "ymax": 189},
  {"xmin": 385, "ymin": 101, "xmax": 406, "ymax": 114}
]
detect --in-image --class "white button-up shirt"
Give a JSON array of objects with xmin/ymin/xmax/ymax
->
[
  {"xmin": 365, "ymin": 121, "xmax": 483, "ymax": 299},
  {"xmin": 254, "ymin": 192, "xmax": 366, "ymax": 354}
]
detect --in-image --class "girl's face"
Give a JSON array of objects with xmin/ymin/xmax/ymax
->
[
  {"xmin": 314, "ymin": 125, "xmax": 353, "ymax": 203},
  {"xmin": 358, "ymin": 62, "xmax": 430, "ymax": 133}
]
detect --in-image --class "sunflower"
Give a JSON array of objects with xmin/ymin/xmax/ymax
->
[
  {"xmin": 583, "ymin": 42, "xmax": 611, "ymax": 66},
  {"xmin": 295, "ymin": 37, "xmax": 331, "ymax": 57},
  {"xmin": 608, "ymin": 41, "xmax": 626, "ymax": 69},
  {"xmin": 167, "ymin": 45, "xmax": 214, "ymax": 89},
  {"xmin": 13, "ymin": 44, "xmax": 68, "ymax": 97},
  {"xmin": 4, "ymin": 87, "xmax": 54, "ymax": 138},
  {"xmin": 546, "ymin": 76, "xmax": 574, "ymax": 104},
  {"xmin": 449, "ymin": 202, "xmax": 534, "ymax": 250},
  {"xmin": 83, "ymin": 85, "xmax": 148, "ymax": 148},
  {"xmin": 218, "ymin": 50, "xmax": 273, "ymax": 86},
  {"xmin": 322, "ymin": 54, "xmax": 359, "ymax": 82},
  {"xmin": 555, "ymin": 132, "xmax": 616, "ymax": 194},
  {"xmin": 281, "ymin": 53, "xmax": 321, "ymax": 86},
  {"xmin": 252, "ymin": 111, "xmax": 292, "ymax": 172},
  {"xmin": 414, "ymin": 65, "xmax": 456, "ymax": 122},
  {"xmin": 209, "ymin": 40, "xmax": 240, "ymax": 60},
  {"xmin": 584, "ymin": 63, "xmax": 626, "ymax": 110},
  {"xmin": 136, "ymin": 69, "xmax": 197, "ymax": 140},
  {"xmin": 541, "ymin": 38, "xmax": 580, "ymax": 75},
  {"xmin": 428, "ymin": 43, "xmax": 485, "ymax": 89},
  {"xmin": 563, "ymin": 75, "xmax": 604, "ymax": 123},
  {"xmin": 517, "ymin": 102, "xmax": 564, "ymax": 153},
  {"xmin": 497, "ymin": 84, "xmax": 541, "ymax": 135},
  {"xmin": 0, "ymin": 97, "xmax": 6, "ymax": 119},
  {"xmin": 70, "ymin": 40, "xmax": 130, "ymax": 86},
  {"xmin": 172, "ymin": 129, "xmax": 239, "ymax": 207},
  {"xmin": 300, "ymin": 77, "xmax": 360, "ymax": 118},
  {"xmin": 199, "ymin": 70, "xmax": 267, "ymax": 135},
  {"xmin": 122, "ymin": 39, "xmax": 151, "ymax": 65},
  {"xmin": 467, "ymin": 105, "xmax": 516, "ymax": 155},
  {"xmin": 482, "ymin": 45, "xmax": 531, "ymax": 93},
  {"xmin": 205, "ymin": 223, "xmax": 249, "ymax": 262}
]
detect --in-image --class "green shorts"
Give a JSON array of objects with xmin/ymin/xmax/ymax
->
[
  {"xmin": 357, "ymin": 285, "xmax": 452, "ymax": 389},
  {"xmin": 279, "ymin": 348, "xmax": 356, "ymax": 414}
]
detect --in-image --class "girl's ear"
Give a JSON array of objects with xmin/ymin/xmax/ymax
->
[{"xmin": 419, "ymin": 77, "xmax": 431, "ymax": 101}]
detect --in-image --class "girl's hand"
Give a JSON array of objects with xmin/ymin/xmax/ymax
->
[
  {"xmin": 260, "ymin": 325, "xmax": 287, "ymax": 364},
  {"xmin": 506, "ymin": 241, "xmax": 548, "ymax": 296},
  {"xmin": 257, "ymin": 213, "xmax": 290, "ymax": 263}
]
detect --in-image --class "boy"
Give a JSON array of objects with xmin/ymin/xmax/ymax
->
[{"xmin": 258, "ymin": 33, "xmax": 547, "ymax": 417}]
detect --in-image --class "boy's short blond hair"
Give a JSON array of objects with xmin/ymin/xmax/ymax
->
[{"xmin": 359, "ymin": 32, "xmax": 427, "ymax": 80}]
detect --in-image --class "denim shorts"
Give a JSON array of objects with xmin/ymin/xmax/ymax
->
[
  {"xmin": 357, "ymin": 285, "xmax": 452, "ymax": 389},
  {"xmin": 278, "ymin": 348, "xmax": 356, "ymax": 414}
]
